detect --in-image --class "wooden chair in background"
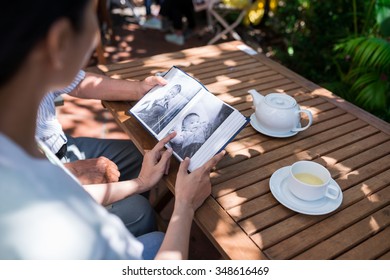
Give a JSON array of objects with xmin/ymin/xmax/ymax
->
[
  {"xmin": 95, "ymin": 0, "xmax": 115, "ymax": 64},
  {"xmin": 206, "ymin": 0, "xmax": 251, "ymax": 44}
]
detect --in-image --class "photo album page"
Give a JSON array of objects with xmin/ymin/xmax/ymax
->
[{"xmin": 130, "ymin": 66, "xmax": 249, "ymax": 172}]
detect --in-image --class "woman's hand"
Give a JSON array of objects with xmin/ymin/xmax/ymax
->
[
  {"xmin": 174, "ymin": 150, "xmax": 226, "ymax": 212},
  {"xmin": 135, "ymin": 132, "xmax": 176, "ymax": 193}
]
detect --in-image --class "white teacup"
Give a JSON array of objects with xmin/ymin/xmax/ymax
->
[{"xmin": 287, "ymin": 161, "xmax": 340, "ymax": 201}]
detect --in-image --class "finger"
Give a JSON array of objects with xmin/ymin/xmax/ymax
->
[
  {"xmin": 178, "ymin": 157, "xmax": 190, "ymax": 175},
  {"xmin": 106, "ymin": 161, "xmax": 120, "ymax": 178},
  {"xmin": 97, "ymin": 156, "xmax": 118, "ymax": 172},
  {"xmin": 165, "ymin": 156, "xmax": 171, "ymax": 175},
  {"xmin": 105, "ymin": 169, "xmax": 120, "ymax": 183},
  {"xmin": 157, "ymin": 148, "xmax": 173, "ymax": 169},
  {"xmin": 153, "ymin": 150, "xmax": 164, "ymax": 164},
  {"xmin": 153, "ymin": 76, "xmax": 168, "ymax": 86},
  {"xmin": 203, "ymin": 150, "xmax": 226, "ymax": 172},
  {"xmin": 110, "ymin": 166, "xmax": 121, "ymax": 179},
  {"xmin": 97, "ymin": 156, "xmax": 111, "ymax": 164},
  {"xmin": 152, "ymin": 132, "xmax": 177, "ymax": 152},
  {"xmin": 149, "ymin": 147, "xmax": 164, "ymax": 165},
  {"xmin": 145, "ymin": 75, "xmax": 167, "ymax": 86},
  {"xmin": 107, "ymin": 159, "xmax": 119, "ymax": 172}
]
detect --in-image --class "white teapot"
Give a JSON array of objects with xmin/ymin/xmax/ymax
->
[{"xmin": 248, "ymin": 89, "xmax": 313, "ymax": 136}]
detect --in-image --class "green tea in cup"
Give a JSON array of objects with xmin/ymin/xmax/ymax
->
[
  {"xmin": 293, "ymin": 173, "xmax": 324, "ymax": 186},
  {"xmin": 287, "ymin": 161, "xmax": 340, "ymax": 201}
]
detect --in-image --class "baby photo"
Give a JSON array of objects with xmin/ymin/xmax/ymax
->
[{"xmin": 169, "ymin": 101, "xmax": 234, "ymax": 159}]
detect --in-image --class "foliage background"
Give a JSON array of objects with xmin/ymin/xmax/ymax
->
[{"xmin": 252, "ymin": 0, "xmax": 390, "ymax": 122}]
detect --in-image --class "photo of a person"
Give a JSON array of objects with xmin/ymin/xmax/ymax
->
[
  {"xmin": 169, "ymin": 103, "xmax": 234, "ymax": 159},
  {"xmin": 170, "ymin": 113, "xmax": 213, "ymax": 159},
  {"xmin": 135, "ymin": 84, "xmax": 188, "ymax": 134},
  {"xmin": 131, "ymin": 67, "xmax": 206, "ymax": 136}
]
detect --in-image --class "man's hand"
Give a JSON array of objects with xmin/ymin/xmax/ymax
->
[
  {"xmin": 135, "ymin": 132, "xmax": 176, "ymax": 193},
  {"xmin": 64, "ymin": 157, "xmax": 120, "ymax": 185},
  {"xmin": 135, "ymin": 76, "xmax": 167, "ymax": 100}
]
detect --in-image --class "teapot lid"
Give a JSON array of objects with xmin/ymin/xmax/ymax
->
[{"xmin": 264, "ymin": 93, "xmax": 296, "ymax": 109}]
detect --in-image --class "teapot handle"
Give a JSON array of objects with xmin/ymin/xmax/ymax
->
[{"xmin": 292, "ymin": 109, "xmax": 313, "ymax": 132}]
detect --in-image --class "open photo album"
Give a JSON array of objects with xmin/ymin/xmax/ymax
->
[{"xmin": 129, "ymin": 66, "xmax": 249, "ymax": 172}]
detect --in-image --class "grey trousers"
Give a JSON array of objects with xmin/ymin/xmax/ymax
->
[{"xmin": 64, "ymin": 135, "xmax": 157, "ymax": 237}]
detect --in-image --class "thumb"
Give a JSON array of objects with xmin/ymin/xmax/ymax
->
[
  {"xmin": 154, "ymin": 76, "xmax": 168, "ymax": 86},
  {"xmin": 145, "ymin": 75, "xmax": 167, "ymax": 86},
  {"xmin": 179, "ymin": 157, "xmax": 190, "ymax": 174}
]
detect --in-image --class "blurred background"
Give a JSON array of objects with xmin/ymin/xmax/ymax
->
[{"xmin": 91, "ymin": 0, "xmax": 390, "ymax": 122}]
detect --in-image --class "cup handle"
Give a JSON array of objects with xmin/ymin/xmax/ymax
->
[
  {"xmin": 292, "ymin": 109, "xmax": 313, "ymax": 132},
  {"xmin": 325, "ymin": 184, "xmax": 340, "ymax": 200}
]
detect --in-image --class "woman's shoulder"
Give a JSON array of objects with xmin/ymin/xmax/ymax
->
[{"xmin": 0, "ymin": 166, "xmax": 142, "ymax": 259}]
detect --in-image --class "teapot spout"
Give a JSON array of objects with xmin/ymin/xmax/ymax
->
[{"xmin": 248, "ymin": 89, "xmax": 264, "ymax": 107}]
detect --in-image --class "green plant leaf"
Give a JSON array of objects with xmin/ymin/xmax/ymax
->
[
  {"xmin": 376, "ymin": 0, "xmax": 390, "ymax": 36},
  {"xmin": 338, "ymin": 37, "xmax": 390, "ymax": 70},
  {"xmin": 376, "ymin": 0, "xmax": 390, "ymax": 23},
  {"xmin": 352, "ymin": 72, "xmax": 389, "ymax": 110},
  {"xmin": 379, "ymin": 17, "xmax": 390, "ymax": 36}
]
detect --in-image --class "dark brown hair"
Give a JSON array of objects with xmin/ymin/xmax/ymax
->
[{"xmin": 0, "ymin": 0, "xmax": 91, "ymax": 87}]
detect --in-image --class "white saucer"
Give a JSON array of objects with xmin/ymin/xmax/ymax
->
[
  {"xmin": 250, "ymin": 114, "xmax": 299, "ymax": 138},
  {"xmin": 269, "ymin": 166, "xmax": 343, "ymax": 215}
]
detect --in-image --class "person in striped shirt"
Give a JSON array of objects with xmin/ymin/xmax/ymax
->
[{"xmin": 36, "ymin": 69, "xmax": 171, "ymax": 237}]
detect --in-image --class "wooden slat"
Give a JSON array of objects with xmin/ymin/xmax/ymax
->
[
  {"xmin": 100, "ymin": 41, "xmax": 247, "ymax": 72},
  {"xmin": 262, "ymin": 187, "xmax": 390, "ymax": 259},
  {"xmin": 377, "ymin": 250, "xmax": 390, "ymax": 260},
  {"xmin": 338, "ymin": 228, "xmax": 390, "ymax": 259},
  {"xmin": 104, "ymin": 46, "xmax": 259, "ymax": 82},
  {"xmin": 209, "ymin": 74, "xmax": 290, "ymax": 102},
  {"xmin": 321, "ymin": 141, "xmax": 390, "ymax": 176},
  {"xmin": 118, "ymin": 56, "xmax": 261, "ymax": 81},
  {"xmin": 294, "ymin": 208, "xmax": 390, "ymax": 259},
  {"xmin": 263, "ymin": 187, "xmax": 390, "ymax": 259},
  {"xmin": 194, "ymin": 198, "xmax": 267, "ymax": 260}
]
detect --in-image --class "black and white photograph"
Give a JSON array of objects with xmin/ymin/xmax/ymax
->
[
  {"xmin": 168, "ymin": 99, "xmax": 234, "ymax": 159},
  {"xmin": 131, "ymin": 68, "xmax": 201, "ymax": 135}
]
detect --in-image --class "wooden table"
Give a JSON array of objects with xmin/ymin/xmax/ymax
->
[{"xmin": 97, "ymin": 41, "xmax": 390, "ymax": 260}]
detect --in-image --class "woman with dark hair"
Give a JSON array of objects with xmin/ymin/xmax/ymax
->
[{"xmin": 0, "ymin": 0, "xmax": 224, "ymax": 259}]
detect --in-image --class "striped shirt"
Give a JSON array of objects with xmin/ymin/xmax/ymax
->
[{"xmin": 36, "ymin": 70, "xmax": 86, "ymax": 154}]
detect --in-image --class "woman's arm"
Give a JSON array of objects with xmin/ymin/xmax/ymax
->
[
  {"xmin": 81, "ymin": 133, "xmax": 175, "ymax": 206},
  {"xmin": 82, "ymin": 179, "xmax": 145, "ymax": 206},
  {"xmin": 155, "ymin": 151, "xmax": 225, "ymax": 260}
]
